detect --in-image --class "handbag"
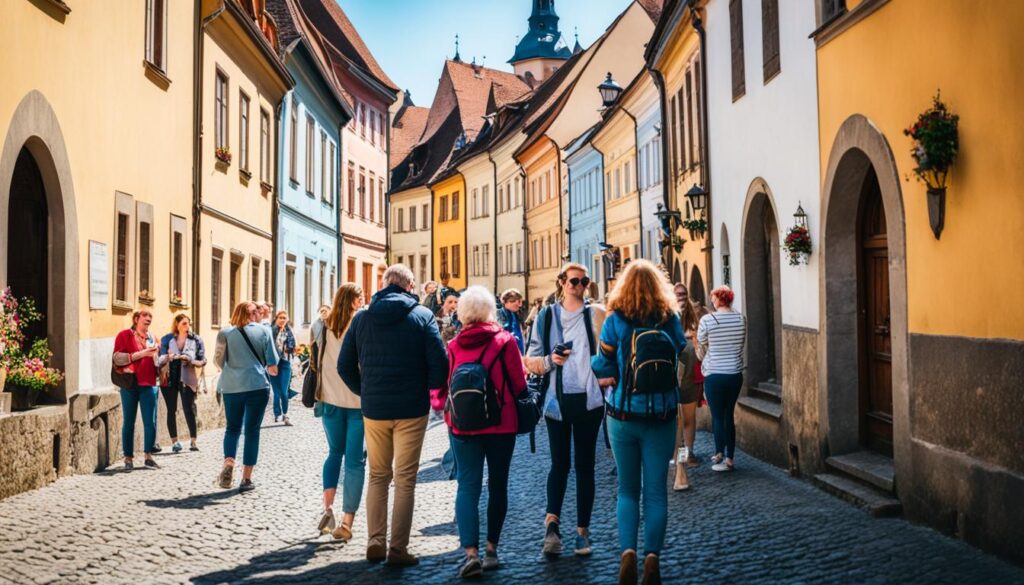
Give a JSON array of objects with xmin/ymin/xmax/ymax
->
[
  {"xmin": 302, "ymin": 322, "xmax": 327, "ymax": 408},
  {"xmin": 110, "ymin": 361, "xmax": 137, "ymax": 389}
]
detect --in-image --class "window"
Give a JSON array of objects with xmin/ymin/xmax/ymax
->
[
  {"xmin": 614, "ymin": 168, "xmax": 622, "ymax": 199},
  {"xmin": 239, "ymin": 92, "xmax": 250, "ymax": 172},
  {"xmin": 677, "ymin": 89, "xmax": 687, "ymax": 171},
  {"xmin": 320, "ymin": 131, "xmax": 327, "ymax": 201},
  {"xmin": 531, "ymin": 239, "xmax": 538, "ymax": 269},
  {"xmin": 379, "ymin": 178, "xmax": 385, "ymax": 221},
  {"xmin": 440, "ymin": 247, "xmax": 449, "ymax": 277},
  {"xmin": 303, "ymin": 258, "xmax": 313, "ymax": 324},
  {"xmin": 516, "ymin": 242, "xmax": 523, "ymax": 272},
  {"xmin": 822, "ymin": 0, "xmax": 846, "ymax": 22},
  {"xmin": 289, "ymin": 98, "xmax": 298, "ymax": 181},
  {"xmin": 359, "ymin": 168, "xmax": 366, "ymax": 217},
  {"xmin": 419, "ymin": 255, "xmax": 427, "ymax": 284},
  {"xmin": 730, "ymin": 0, "xmax": 746, "ymax": 100},
  {"xmin": 762, "ymin": 0, "xmax": 780, "ymax": 81},
  {"xmin": 264, "ymin": 260, "xmax": 270, "ymax": 304},
  {"xmin": 306, "ymin": 115, "xmax": 315, "ymax": 193},
  {"xmin": 497, "ymin": 185, "xmax": 504, "ymax": 213},
  {"xmin": 397, "ymin": 207, "xmax": 405, "ymax": 232},
  {"xmin": 369, "ymin": 172, "xmax": 376, "ymax": 221},
  {"xmin": 409, "ymin": 205, "xmax": 417, "ymax": 231},
  {"xmin": 211, "ymin": 250, "xmax": 223, "ymax": 326},
  {"xmin": 482, "ymin": 185, "xmax": 490, "ymax": 216},
  {"xmin": 170, "ymin": 215, "xmax": 186, "ymax": 303},
  {"xmin": 250, "ymin": 257, "xmax": 260, "ymax": 301},
  {"xmin": 695, "ymin": 59, "xmax": 704, "ymax": 166},
  {"xmin": 422, "ymin": 204, "xmax": 429, "ymax": 230},
  {"xmin": 285, "ymin": 257, "xmax": 296, "ymax": 317},
  {"xmin": 229, "ymin": 254, "xmax": 242, "ymax": 311},
  {"xmin": 347, "ymin": 162, "xmax": 355, "ymax": 213},
  {"xmin": 327, "ymin": 142, "xmax": 335, "ymax": 204},
  {"xmin": 145, "ymin": 0, "xmax": 167, "ymax": 72},
  {"xmin": 115, "ymin": 212, "xmax": 130, "ymax": 303},
  {"xmin": 369, "ymin": 110, "xmax": 376, "ymax": 146},
  {"xmin": 451, "ymin": 192, "xmax": 460, "ymax": 220},
  {"xmin": 359, "ymin": 103, "xmax": 366, "ymax": 139},
  {"xmin": 138, "ymin": 219, "xmax": 152, "ymax": 298},
  {"xmin": 472, "ymin": 246, "xmax": 480, "ymax": 276},
  {"xmin": 452, "ymin": 245, "xmax": 461, "ymax": 278},
  {"xmin": 686, "ymin": 70, "xmax": 696, "ymax": 167},
  {"xmin": 472, "ymin": 188, "xmax": 479, "ymax": 218},
  {"xmin": 215, "ymin": 71, "xmax": 228, "ymax": 151},
  {"xmin": 260, "ymin": 108, "xmax": 270, "ymax": 183},
  {"xmin": 439, "ymin": 195, "xmax": 449, "ymax": 222},
  {"xmin": 329, "ymin": 265, "xmax": 336, "ymax": 296},
  {"xmin": 319, "ymin": 261, "xmax": 328, "ymax": 307},
  {"xmin": 624, "ymin": 161, "xmax": 632, "ymax": 194},
  {"xmin": 379, "ymin": 113, "xmax": 386, "ymax": 148},
  {"xmin": 482, "ymin": 244, "xmax": 490, "ymax": 276}
]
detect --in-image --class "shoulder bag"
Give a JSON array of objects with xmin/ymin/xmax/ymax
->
[{"xmin": 301, "ymin": 321, "xmax": 327, "ymax": 408}]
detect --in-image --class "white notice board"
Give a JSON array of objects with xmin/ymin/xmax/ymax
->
[{"xmin": 88, "ymin": 240, "xmax": 109, "ymax": 310}]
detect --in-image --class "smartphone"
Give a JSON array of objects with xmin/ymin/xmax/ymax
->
[{"xmin": 554, "ymin": 340, "xmax": 574, "ymax": 357}]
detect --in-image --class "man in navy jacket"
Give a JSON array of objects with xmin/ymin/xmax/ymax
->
[{"xmin": 338, "ymin": 264, "xmax": 447, "ymax": 566}]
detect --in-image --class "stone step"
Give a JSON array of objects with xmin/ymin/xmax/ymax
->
[
  {"xmin": 737, "ymin": 395, "xmax": 782, "ymax": 420},
  {"xmin": 750, "ymin": 382, "xmax": 782, "ymax": 402},
  {"xmin": 813, "ymin": 473, "xmax": 902, "ymax": 517},
  {"xmin": 826, "ymin": 452, "xmax": 896, "ymax": 493}
]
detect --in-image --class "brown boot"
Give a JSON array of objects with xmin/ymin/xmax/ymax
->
[
  {"xmin": 618, "ymin": 549, "xmax": 638, "ymax": 585},
  {"xmin": 366, "ymin": 542, "xmax": 387, "ymax": 563},
  {"xmin": 642, "ymin": 553, "xmax": 661, "ymax": 585},
  {"xmin": 385, "ymin": 547, "xmax": 419, "ymax": 566}
]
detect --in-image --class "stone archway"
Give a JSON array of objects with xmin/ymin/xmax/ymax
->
[
  {"xmin": 819, "ymin": 114, "xmax": 909, "ymax": 469},
  {"xmin": 0, "ymin": 91, "xmax": 79, "ymax": 401},
  {"xmin": 689, "ymin": 265, "xmax": 706, "ymax": 307},
  {"xmin": 741, "ymin": 180, "xmax": 783, "ymax": 388}
]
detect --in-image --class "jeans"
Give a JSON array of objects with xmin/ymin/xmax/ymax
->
[
  {"xmin": 322, "ymin": 404, "xmax": 365, "ymax": 514},
  {"xmin": 607, "ymin": 416, "xmax": 676, "ymax": 555},
  {"xmin": 120, "ymin": 386, "xmax": 159, "ymax": 457},
  {"xmin": 704, "ymin": 373, "xmax": 744, "ymax": 459},
  {"xmin": 222, "ymin": 389, "xmax": 270, "ymax": 466},
  {"xmin": 160, "ymin": 383, "xmax": 198, "ymax": 439},
  {"xmin": 451, "ymin": 432, "xmax": 516, "ymax": 549},
  {"xmin": 269, "ymin": 359, "xmax": 292, "ymax": 418},
  {"xmin": 363, "ymin": 416, "xmax": 428, "ymax": 552},
  {"xmin": 545, "ymin": 393, "xmax": 604, "ymax": 528}
]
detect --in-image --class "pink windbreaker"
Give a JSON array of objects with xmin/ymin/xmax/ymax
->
[{"xmin": 431, "ymin": 322, "xmax": 528, "ymax": 436}]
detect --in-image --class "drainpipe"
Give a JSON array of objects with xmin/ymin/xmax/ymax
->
[
  {"xmin": 337, "ymin": 122, "xmax": 343, "ymax": 277},
  {"xmin": 619, "ymin": 105, "xmax": 643, "ymax": 257},
  {"xmin": 648, "ymin": 66, "xmax": 673, "ymax": 275},
  {"xmin": 488, "ymin": 151, "xmax": 499, "ymax": 291},
  {"xmin": 516, "ymin": 162, "xmax": 529, "ymax": 299},
  {"xmin": 590, "ymin": 142, "xmax": 607, "ymax": 291},
  {"xmin": 383, "ymin": 110, "xmax": 391, "ymax": 265},
  {"xmin": 272, "ymin": 100, "xmax": 282, "ymax": 307},
  {"xmin": 565, "ymin": 164, "xmax": 573, "ymax": 264},
  {"xmin": 690, "ymin": 1, "xmax": 714, "ymax": 287},
  {"xmin": 549, "ymin": 137, "xmax": 565, "ymax": 266}
]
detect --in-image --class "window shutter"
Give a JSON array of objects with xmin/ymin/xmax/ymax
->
[
  {"xmin": 730, "ymin": 0, "xmax": 746, "ymax": 100},
  {"xmin": 762, "ymin": 0, "xmax": 780, "ymax": 81}
]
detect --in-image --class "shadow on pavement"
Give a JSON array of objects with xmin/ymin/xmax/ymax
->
[
  {"xmin": 142, "ymin": 489, "xmax": 237, "ymax": 509},
  {"xmin": 418, "ymin": 519, "xmax": 458, "ymax": 537}
]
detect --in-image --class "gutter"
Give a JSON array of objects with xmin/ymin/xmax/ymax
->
[
  {"xmin": 690, "ymin": 0, "xmax": 714, "ymax": 288},
  {"xmin": 516, "ymin": 161, "xmax": 529, "ymax": 299},
  {"xmin": 487, "ymin": 151, "xmax": 499, "ymax": 291},
  {"xmin": 647, "ymin": 66, "xmax": 673, "ymax": 274},
  {"xmin": 338, "ymin": 121, "xmax": 344, "ymax": 276},
  {"xmin": 619, "ymin": 105, "xmax": 643, "ymax": 258},
  {"xmin": 271, "ymin": 100, "xmax": 282, "ymax": 306}
]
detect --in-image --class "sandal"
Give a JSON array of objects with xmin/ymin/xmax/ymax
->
[{"xmin": 332, "ymin": 522, "xmax": 353, "ymax": 542}]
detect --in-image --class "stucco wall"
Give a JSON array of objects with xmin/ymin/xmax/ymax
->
[{"xmin": 389, "ymin": 187, "xmax": 432, "ymax": 286}]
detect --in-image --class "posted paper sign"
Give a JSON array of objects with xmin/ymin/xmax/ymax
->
[{"xmin": 89, "ymin": 240, "xmax": 108, "ymax": 310}]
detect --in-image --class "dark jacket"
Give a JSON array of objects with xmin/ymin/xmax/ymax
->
[{"xmin": 338, "ymin": 284, "xmax": 448, "ymax": 420}]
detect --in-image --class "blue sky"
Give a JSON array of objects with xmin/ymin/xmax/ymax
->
[{"xmin": 337, "ymin": 0, "xmax": 635, "ymax": 107}]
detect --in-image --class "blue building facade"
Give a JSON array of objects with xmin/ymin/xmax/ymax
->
[
  {"xmin": 275, "ymin": 37, "xmax": 352, "ymax": 339},
  {"xmin": 565, "ymin": 128, "xmax": 606, "ymax": 297},
  {"xmin": 636, "ymin": 103, "xmax": 664, "ymax": 267}
]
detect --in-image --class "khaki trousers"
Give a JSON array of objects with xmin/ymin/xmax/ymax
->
[{"xmin": 363, "ymin": 415, "xmax": 428, "ymax": 552}]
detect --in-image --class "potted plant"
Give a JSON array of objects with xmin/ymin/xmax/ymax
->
[
  {"xmin": 5, "ymin": 339, "xmax": 63, "ymax": 411},
  {"xmin": 681, "ymin": 217, "xmax": 707, "ymax": 238},
  {"xmin": 904, "ymin": 91, "xmax": 959, "ymax": 238},
  {"xmin": 215, "ymin": 147, "xmax": 232, "ymax": 165},
  {"xmin": 783, "ymin": 225, "xmax": 812, "ymax": 266},
  {"xmin": 0, "ymin": 288, "xmax": 40, "ymax": 393}
]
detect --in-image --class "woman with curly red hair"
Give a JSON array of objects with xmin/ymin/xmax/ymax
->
[{"xmin": 695, "ymin": 286, "xmax": 747, "ymax": 472}]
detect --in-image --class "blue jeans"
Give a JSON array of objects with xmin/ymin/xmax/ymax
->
[
  {"xmin": 322, "ymin": 404, "xmax": 366, "ymax": 514},
  {"xmin": 222, "ymin": 389, "xmax": 270, "ymax": 466},
  {"xmin": 704, "ymin": 373, "xmax": 743, "ymax": 459},
  {"xmin": 269, "ymin": 359, "xmax": 292, "ymax": 417},
  {"xmin": 451, "ymin": 432, "xmax": 516, "ymax": 549},
  {"xmin": 120, "ymin": 386, "xmax": 159, "ymax": 457},
  {"xmin": 607, "ymin": 417, "xmax": 676, "ymax": 555}
]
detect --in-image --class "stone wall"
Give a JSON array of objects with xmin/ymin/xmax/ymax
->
[{"xmin": 0, "ymin": 405, "xmax": 71, "ymax": 500}]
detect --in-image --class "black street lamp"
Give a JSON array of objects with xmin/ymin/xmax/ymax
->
[
  {"xmin": 685, "ymin": 184, "xmax": 708, "ymax": 214},
  {"xmin": 598, "ymin": 72, "xmax": 623, "ymax": 108}
]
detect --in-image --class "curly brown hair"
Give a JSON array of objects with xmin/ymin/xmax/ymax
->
[{"xmin": 606, "ymin": 259, "xmax": 677, "ymax": 325}]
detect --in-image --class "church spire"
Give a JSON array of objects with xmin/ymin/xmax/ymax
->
[
  {"xmin": 453, "ymin": 34, "xmax": 462, "ymax": 63},
  {"xmin": 509, "ymin": 0, "xmax": 572, "ymax": 66}
]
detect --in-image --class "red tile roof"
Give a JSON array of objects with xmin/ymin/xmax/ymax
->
[
  {"xmin": 637, "ymin": 0, "xmax": 666, "ymax": 23},
  {"xmin": 390, "ymin": 105, "xmax": 430, "ymax": 172}
]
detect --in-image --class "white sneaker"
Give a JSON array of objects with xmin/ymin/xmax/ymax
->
[
  {"xmin": 712, "ymin": 462, "xmax": 733, "ymax": 472},
  {"xmin": 675, "ymin": 446, "xmax": 689, "ymax": 465}
]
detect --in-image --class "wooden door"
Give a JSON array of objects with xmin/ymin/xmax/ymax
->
[{"xmin": 859, "ymin": 174, "xmax": 893, "ymax": 456}]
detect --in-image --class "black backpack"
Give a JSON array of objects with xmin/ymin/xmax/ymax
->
[
  {"xmin": 624, "ymin": 326, "xmax": 678, "ymax": 395},
  {"xmin": 447, "ymin": 346, "xmax": 503, "ymax": 432}
]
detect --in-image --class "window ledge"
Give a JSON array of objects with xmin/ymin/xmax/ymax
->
[
  {"xmin": 138, "ymin": 295, "xmax": 156, "ymax": 306},
  {"xmin": 239, "ymin": 168, "xmax": 253, "ymax": 181},
  {"xmin": 169, "ymin": 301, "xmax": 190, "ymax": 310},
  {"xmin": 811, "ymin": 0, "xmax": 889, "ymax": 48},
  {"xmin": 215, "ymin": 158, "xmax": 231, "ymax": 172},
  {"xmin": 143, "ymin": 60, "xmax": 171, "ymax": 90},
  {"xmin": 112, "ymin": 301, "xmax": 133, "ymax": 314},
  {"xmin": 261, "ymin": 181, "xmax": 274, "ymax": 192}
]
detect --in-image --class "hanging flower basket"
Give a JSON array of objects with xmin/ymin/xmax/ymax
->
[
  {"xmin": 783, "ymin": 225, "xmax": 812, "ymax": 266},
  {"xmin": 215, "ymin": 147, "xmax": 232, "ymax": 165},
  {"xmin": 681, "ymin": 218, "xmax": 707, "ymax": 237},
  {"xmin": 904, "ymin": 92, "xmax": 959, "ymax": 239}
]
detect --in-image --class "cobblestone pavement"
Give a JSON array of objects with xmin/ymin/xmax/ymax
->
[{"xmin": 0, "ymin": 403, "xmax": 1022, "ymax": 585}]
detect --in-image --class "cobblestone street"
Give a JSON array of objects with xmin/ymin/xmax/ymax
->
[{"xmin": 0, "ymin": 404, "xmax": 1021, "ymax": 585}]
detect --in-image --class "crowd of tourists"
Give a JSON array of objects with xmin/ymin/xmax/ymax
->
[{"xmin": 110, "ymin": 259, "xmax": 746, "ymax": 585}]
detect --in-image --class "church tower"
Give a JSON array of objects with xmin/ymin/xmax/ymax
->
[{"xmin": 509, "ymin": 0, "xmax": 572, "ymax": 85}]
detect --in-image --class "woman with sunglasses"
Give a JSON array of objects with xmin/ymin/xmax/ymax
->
[{"xmin": 525, "ymin": 263, "xmax": 609, "ymax": 559}]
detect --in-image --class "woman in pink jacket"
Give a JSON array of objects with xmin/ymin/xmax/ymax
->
[{"xmin": 432, "ymin": 285, "xmax": 528, "ymax": 579}]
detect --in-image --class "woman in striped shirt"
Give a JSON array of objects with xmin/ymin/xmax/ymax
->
[{"xmin": 696, "ymin": 286, "xmax": 746, "ymax": 472}]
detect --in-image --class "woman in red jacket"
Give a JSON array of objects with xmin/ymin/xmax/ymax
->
[
  {"xmin": 112, "ymin": 309, "xmax": 161, "ymax": 470},
  {"xmin": 432, "ymin": 285, "xmax": 528, "ymax": 579}
]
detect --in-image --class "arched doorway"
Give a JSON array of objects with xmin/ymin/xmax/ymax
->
[
  {"xmin": 8, "ymin": 147, "xmax": 49, "ymax": 345},
  {"xmin": 742, "ymin": 187, "xmax": 783, "ymax": 387},
  {"xmin": 821, "ymin": 114, "xmax": 908, "ymax": 465},
  {"xmin": 688, "ymin": 265, "xmax": 706, "ymax": 307},
  {"xmin": 673, "ymin": 259, "xmax": 682, "ymax": 284},
  {"xmin": 720, "ymin": 224, "xmax": 732, "ymax": 287}
]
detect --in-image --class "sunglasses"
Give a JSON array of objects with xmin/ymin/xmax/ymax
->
[{"xmin": 566, "ymin": 277, "xmax": 591, "ymax": 287}]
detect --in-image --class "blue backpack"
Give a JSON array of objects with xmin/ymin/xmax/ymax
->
[{"xmin": 447, "ymin": 346, "xmax": 504, "ymax": 432}]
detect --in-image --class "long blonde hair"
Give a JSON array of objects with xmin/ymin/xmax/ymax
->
[
  {"xmin": 326, "ymin": 283, "xmax": 363, "ymax": 338},
  {"xmin": 606, "ymin": 259, "xmax": 677, "ymax": 325}
]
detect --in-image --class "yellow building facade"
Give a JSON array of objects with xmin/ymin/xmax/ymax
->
[
  {"xmin": 814, "ymin": 0, "xmax": 1024, "ymax": 561},
  {"xmin": 591, "ymin": 110, "xmax": 640, "ymax": 271},
  {"xmin": 431, "ymin": 173, "xmax": 467, "ymax": 290},
  {"xmin": 518, "ymin": 139, "xmax": 563, "ymax": 303}
]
